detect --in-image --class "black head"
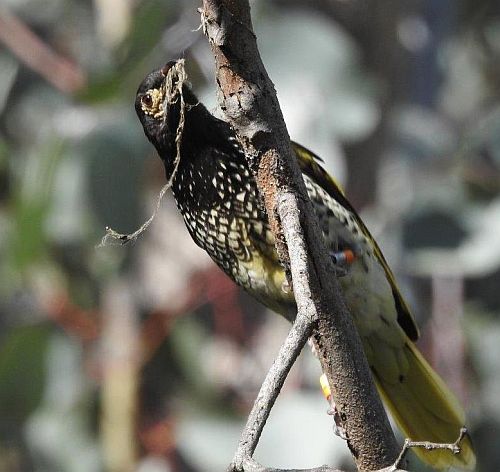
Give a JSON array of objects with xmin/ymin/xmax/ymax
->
[
  {"xmin": 135, "ymin": 61, "xmax": 179, "ymax": 152},
  {"xmin": 135, "ymin": 60, "xmax": 197, "ymax": 158},
  {"xmin": 136, "ymin": 60, "xmax": 225, "ymax": 182}
]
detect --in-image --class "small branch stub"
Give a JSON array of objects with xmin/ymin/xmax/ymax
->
[{"xmin": 388, "ymin": 428, "xmax": 470, "ymax": 472}]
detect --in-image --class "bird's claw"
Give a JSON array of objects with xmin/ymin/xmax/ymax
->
[
  {"xmin": 327, "ymin": 404, "xmax": 348, "ymax": 440},
  {"xmin": 320, "ymin": 374, "xmax": 348, "ymax": 440}
]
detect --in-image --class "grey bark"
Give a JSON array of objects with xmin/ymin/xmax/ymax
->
[{"xmin": 200, "ymin": 1, "xmax": 400, "ymax": 470}]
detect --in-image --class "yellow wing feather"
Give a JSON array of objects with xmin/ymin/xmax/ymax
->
[
  {"xmin": 292, "ymin": 141, "xmax": 475, "ymax": 470},
  {"xmin": 293, "ymin": 141, "xmax": 419, "ymax": 341}
]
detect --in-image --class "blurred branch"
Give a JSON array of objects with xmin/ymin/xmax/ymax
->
[
  {"xmin": 101, "ymin": 280, "xmax": 139, "ymax": 472},
  {"xmin": 200, "ymin": 1, "xmax": 399, "ymax": 471},
  {"xmin": 45, "ymin": 294, "xmax": 100, "ymax": 343},
  {"xmin": 42, "ymin": 265, "xmax": 240, "ymax": 366},
  {"xmin": 0, "ymin": 10, "xmax": 86, "ymax": 94}
]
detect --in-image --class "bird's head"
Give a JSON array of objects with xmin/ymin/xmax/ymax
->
[{"xmin": 135, "ymin": 60, "xmax": 197, "ymax": 158}]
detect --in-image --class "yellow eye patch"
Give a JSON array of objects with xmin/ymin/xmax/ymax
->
[{"xmin": 141, "ymin": 87, "xmax": 165, "ymax": 119}]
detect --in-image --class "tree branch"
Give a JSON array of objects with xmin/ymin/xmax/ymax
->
[
  {"xmin": 388, "ymin": 428, "xmax": 469, "ymax": 472},
  {"xmin": 241, "ymin": 457, "xmax": 344, "ymax": 472},
  {"xmin": 231, "ymin": 308, "xmax": 313, "ymax": 467},
  {"xmin": 235, "ymin": 428, "xmax": 471, "ymax": 472},
  {"xmin": 200, "ymin": 1, "xmax": 401, "ymax": 471}
]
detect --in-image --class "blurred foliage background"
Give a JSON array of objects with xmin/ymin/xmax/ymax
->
[{"xmin": 0, "ymin": 0, "xmax": 500, "ymax": 471}]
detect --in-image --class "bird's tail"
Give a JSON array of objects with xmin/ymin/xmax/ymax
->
[{"xmin": 375, "ymin": 341, "xmax": 476, "ymax": 470}]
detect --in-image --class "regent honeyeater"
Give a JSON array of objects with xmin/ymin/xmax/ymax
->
[{"xmin": 135, "ymin": 61, "xmax": 475, "ymax": 470}]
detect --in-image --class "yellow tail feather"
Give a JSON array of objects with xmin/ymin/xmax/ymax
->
[{"xmin": 375, "ymin": 341, "xmax": 476, "ymax": 470}]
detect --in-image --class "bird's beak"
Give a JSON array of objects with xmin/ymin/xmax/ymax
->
[{"xmin": 161, "ymin": 61, "xmax": 177, "ymax": 77}]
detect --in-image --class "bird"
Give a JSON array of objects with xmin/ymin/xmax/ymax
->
[{"xmin": 135, "ymin": 60, "xmax": 476, "ymax": 470}]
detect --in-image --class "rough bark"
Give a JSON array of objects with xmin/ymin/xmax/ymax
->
[{"xmin": 200, "ymin": 1, "xmax": 400, "ymax": 470}]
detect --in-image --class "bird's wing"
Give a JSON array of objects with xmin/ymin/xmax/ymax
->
[{"xmin": 292, "ymin": 141, "xmax": 420, "ymax": 341}]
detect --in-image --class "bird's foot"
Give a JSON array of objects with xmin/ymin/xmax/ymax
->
[{"xmin": 320, "ymin": 374, "xmax": 348, "ymax": 440}]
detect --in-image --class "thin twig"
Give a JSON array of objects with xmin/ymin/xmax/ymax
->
[
  {"xmin": 387, "ymin": 428, "xmax": 469, "ymax": 472},
  {"xmin": 229, "ymin": 314, "xmax": 314, "ymax": 471}
]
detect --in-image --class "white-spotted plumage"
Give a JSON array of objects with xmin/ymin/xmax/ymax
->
[{"xmin": 135, "ymin": 64, "xmax": 475, "ymax": 469}]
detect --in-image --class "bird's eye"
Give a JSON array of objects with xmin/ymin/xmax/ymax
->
[
  {"xmin": 140, "ymin": 88, "xmax": 165, "ymax": 118},
  {"xmin": 142, "ymin": 93, "xmax": 153, "ymax": 108}
]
